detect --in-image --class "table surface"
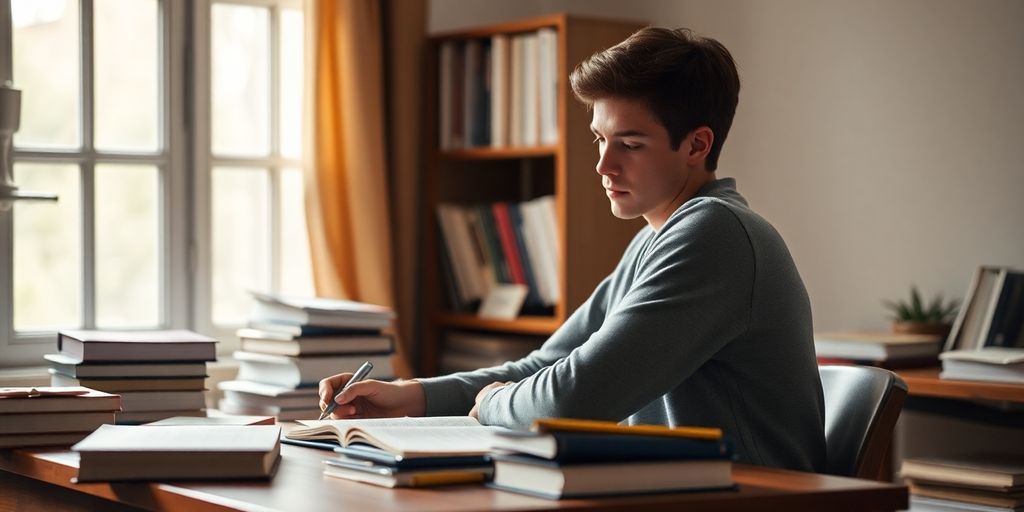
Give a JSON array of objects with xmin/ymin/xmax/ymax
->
[
  {"xmin": 0, "ymin": 433, "xmax": 908, "ymax": 512},
  {"xmin": 896, "ymin": 366, "xmax": 1024, "ymax": 403}
]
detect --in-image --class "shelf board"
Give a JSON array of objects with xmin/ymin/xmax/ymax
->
[
  {"xmin": 896, "ymin": 367, "xmax": 1024, "ymax": 403},
  {"xmin": 437, "ymin": 146, "xmax": 558, "ymax": 161},
  {"xmin": 436, "ymin": 313, "xmax": 560, "ymax": 335}
]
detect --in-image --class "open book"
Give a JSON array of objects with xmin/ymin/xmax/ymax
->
[{"xmin": 285, "ymin": 416, "xmax": 499, "ymax": 458}]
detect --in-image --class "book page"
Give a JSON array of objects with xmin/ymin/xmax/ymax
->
[
  {"xmin": 348, "ymin": 426, "xmax": 498, "ymax": 456},
  {"xmin": 287, "ymin": 416, "xmax": 481, "ymax": 442}
]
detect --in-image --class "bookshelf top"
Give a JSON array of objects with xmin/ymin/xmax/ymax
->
[{"xmin": 430, "ymin": 12, "xmax": 647, "ymax": 41}]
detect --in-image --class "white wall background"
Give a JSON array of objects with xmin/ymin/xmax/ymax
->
[{"xmin": 430, "ymin": 0, "xmax": 1024, "ymax": 333}]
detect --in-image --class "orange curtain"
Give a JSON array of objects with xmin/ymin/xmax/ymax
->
[{"xmin": 306, "ymin": 0, "xmax": 425, "ymax": 378}]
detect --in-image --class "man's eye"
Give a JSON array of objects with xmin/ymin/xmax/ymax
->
[{"xmin": 622, "ymin": 143, "xmax": 641, "ymax": 151}]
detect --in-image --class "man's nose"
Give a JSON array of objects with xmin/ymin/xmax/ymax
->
[{"xmin": 595, "ymin": 147, "xmax": 618, "ymax": 176}]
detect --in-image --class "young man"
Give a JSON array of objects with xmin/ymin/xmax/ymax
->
[{"xmin": 320, "ymin": 27, "xmax": 826, "ymax": 472}]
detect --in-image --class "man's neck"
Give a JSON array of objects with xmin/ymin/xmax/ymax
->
[{"xmin": 646, "ymin": 169, "xmax": 717, "ymax": 231}]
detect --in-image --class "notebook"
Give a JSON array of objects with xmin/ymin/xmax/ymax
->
[{"xmin": 285, "ymin": 416, "xmax": 500, "ymax": 458}]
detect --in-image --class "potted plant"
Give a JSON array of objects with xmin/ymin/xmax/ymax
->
[{"xmin": 883, "ymin": 285, "xmax": 960, "ymax": 337}]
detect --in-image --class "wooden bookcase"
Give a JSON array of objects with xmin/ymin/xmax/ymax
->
[{"xmin": 420, "ymin": 14, "xmax": 646, "ymax": 375}]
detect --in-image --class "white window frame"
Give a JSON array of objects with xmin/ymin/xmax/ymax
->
[
  {"xmin": 191, "ymin": 0, "xmax": 306, "ymax": 350},
  {"xmin": 0, "ymin": 0, "xmax": 190, "ymax": 368}
]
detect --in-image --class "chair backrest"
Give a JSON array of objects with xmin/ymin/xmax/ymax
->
[{"xmin": 820, "ymin": 365, "xmax": 908, "ymax": 480}]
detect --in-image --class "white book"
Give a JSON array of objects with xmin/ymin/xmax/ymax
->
[
  {"xmin": 73, "ymin": 424, "xmax": 281, "ymax": 481},
  {"xmin": 509, "ymin": 34, "xmax": 524, "ymax": 146},
  {"xmin": 490, "ymin": 34, "xmax": 510, "ymax": 148},
  {"xmin": 520, "ymin": 197, "xmax": 559, "ymax": 305},
  {"xmin": 45, "ymin": 353, "xmax": 208, "ymax": 379},
  {"xmin": 436, "ymin": 204, "xmax": 480, "ymax": 305},
  {"xmin": 521, "ymin": 32, "xmax": 539, "ymax": 146},
  {"xmin": 940, "ymin": 348, "xmax": 1024, "ymax": 384},
  {"xmin": 813, "ymin": 331, "xmax": 942, "ymax": 361},
  {"xmin": 249, "ymin": 291, "xmax": 394, "ymax": 330},
  {"xmin": 116, "ymin": 409, "xmax": 206, "ymax": 425},
  {"xmin": 234, "ymin": 351, "xmax": 393, "ymax": 389},
  {"xmin": 537, "ymin": 28, "xmax": 559, "ymax": 145}
]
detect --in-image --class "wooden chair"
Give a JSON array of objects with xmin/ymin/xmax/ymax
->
[{"xmin": 820, "ymin": 365, "xmax": 908, "ymax": 480}]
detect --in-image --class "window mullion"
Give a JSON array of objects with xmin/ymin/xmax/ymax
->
[
  {"xmin": 269, "ymin": 5, "xmax": 281, "ymax": 293},
  {"xmin": 80, "ymin": 0, "xmax": 96, "ymax": 329}
]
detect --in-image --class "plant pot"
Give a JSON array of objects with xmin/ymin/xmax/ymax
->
[{"xmin": 892, "ymin": 321, "xmax": 951, "ymax": 338}]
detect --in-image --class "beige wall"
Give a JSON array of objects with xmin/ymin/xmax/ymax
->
[{"xmin": 429, "ymin": 0, "xmax": 1024, "ymax": 333}]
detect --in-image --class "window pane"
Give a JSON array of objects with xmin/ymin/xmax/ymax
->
[
  {"xmin": 94, "ymin": 0, "xmax": 159, "ymax": 153},
  {"xmin": 212, "ymin": 167, "xmax": 270, "ymax": 325},
  {"xmin": 11, "ymin": 0, "xmax": 81, "ymax": 149},
  {"xmin": 13, "ymin": 163, "xmax": 81, "ymax": 330},
  {"xmin": 278, "ymin": 168, "xmax": 313, "ymax": 296},
  {"xmin": 211, "ymin": 4, "xmax": 270, "ymax": 158},
  {"xmin": 279, "ymin": 9, "xmax": 304, "ymax": 159},
  {"xmin": 96, "ymin": 164, "xmax": 160, "ymax": 328}
]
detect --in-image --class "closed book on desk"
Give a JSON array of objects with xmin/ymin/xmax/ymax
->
[
  {"xmin": 814, "ymin": 331, "xmax": 942, "ymax": 361},
  {"xmin": 491, "ymin": 430, "xmax": 732, "ymax": 463},
  {"xmin": 286, "ymin": 416, "xmax": 497, "ymax": 458},
  {"xmin": 50, "ymin": 371, "xmax": 206, "ymax": 392},
  {"xmin": 45, "ymin": 354, "xmax": 208, "ymax": 379},
  {"xmin": 901, "ymin": 454, "xmax": 1024, "ymax": 491},
  {"xmin": 0, "ymin": 411, "xmax": 117, "ymax": 435},
  {"xmin": 323, "ymin": 456, "xmax": 492, "ymax": 488},
  {"xmin": 939, "ymin": 348, "xmax": 1024, "ymax": 384},
  {"xmin": 0, "ymin": 387, "xmax": 121, "ymax": 414},
  {"xmin": 73, "ymin": 424, "xmax": 281, "ymax": 481},
  {"xmin": 237, "ymin": 328, "xmax": 393, "ymax": 356},
  {"xmin": 234, "ymin": 351, "xmax": 393, "ymax": 388},
  {"xmin": 909, "ymin": 481, "xmax": 1024, "ymax": 509},
  {"xmin": 490, "ymin": 454, "xmax": 734, "ymax": 500},
  {"xmin": 249, "ymin": 292, "xmax": 395, "ymax": 330},
  {"xmin": 58, "ymin": 329, "xmax": 217, "ymax": 362}
]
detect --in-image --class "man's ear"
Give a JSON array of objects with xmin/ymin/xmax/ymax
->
[{"xmin": 687, "ymin": 127, "xmax": 714, "ymax": 165}]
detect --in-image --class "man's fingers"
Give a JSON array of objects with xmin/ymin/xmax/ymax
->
[
  {"xmin": 318, "ymin": 373, "xmax": 352, "ymax": 402},
  {"xmin": 334, "ymin": 379, "xmax": 377, "ymax": 405}
]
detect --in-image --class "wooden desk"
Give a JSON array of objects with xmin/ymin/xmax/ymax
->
[
  {"xmin": 896, "ymin": 367, "xmax": 1024, "ymax": 403},
  {"xmin": 0, "ymin": 441, "xmax": 907, "ymax": 512}
]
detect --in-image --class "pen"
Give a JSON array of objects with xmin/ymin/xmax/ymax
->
[{"xmin": 319, "ymin": 361, "xmax": 374, "ymax": 420}]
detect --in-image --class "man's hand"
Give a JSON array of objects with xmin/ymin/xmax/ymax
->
[
  {"xmin": 318, "ymin": 375, "xmax": 426, "ymax": 419},
  {"xmin": 468, "ymin": 381, "xmax": 511, "ymax": 420}
]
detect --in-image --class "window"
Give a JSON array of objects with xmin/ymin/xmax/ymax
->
[{"xmin": 0, "ymin": 0, "xmax": 312, "ymax": 367}]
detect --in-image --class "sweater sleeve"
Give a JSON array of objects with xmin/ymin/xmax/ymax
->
[
  {"xmin": 478, "ymin": 202, "xmax": 755, "ymax": 428},
  {"xmin": 416, "ymin": 273, "xmax": 615, "ymax": 416}
]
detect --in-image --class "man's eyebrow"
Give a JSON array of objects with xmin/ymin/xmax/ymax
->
[{"xmin": 589, "ymin": 126, "xmax": 650, "ymax": 138}]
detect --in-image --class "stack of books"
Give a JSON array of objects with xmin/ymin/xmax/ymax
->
[
  {"xmin": 488, "ymin": 418, "xmax": 735, "ymax": 499},
  {"xmin": 902, "ymin": 454, "xmax": 1024, "ymax": 511},
  {"xmin": 946, "ymin": 266, "xmax": 1024, "ymax": 352},
  {"xmin": 218, "ymin": 292, "xmax": 396, "ymax": 420},
  {"xmin": 46, "ymin": 330, "xmax": 217, "ymax": 424},
  {"xmin": 813, "ymin": 331, "xmax": 944, "ymax": 368},
  {"xmin": 0, "ymin": 387, "xmax": 121, "ymax": 448},
  {"xmin": 286, "ymin": 416, "xmax": 496, "ymax": 487},
  {"xmin": 74, "ymin": 424, "xmax": 282, "ymax": 481},
  {"xmin": 440, "ymin": 330, "xmax": 544, "ymax": 373},
  {"xmin": 939, "ymin": 347, "xmax": 1024, "ymax": 384}
]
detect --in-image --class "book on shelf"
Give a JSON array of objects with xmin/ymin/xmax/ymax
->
[
  {"xmin": 249, "ymin": 291, "xmax": 396, "ymax": 330},
  {"xmin": 44, "ymin": 353, "xmax": 208, "ymax": 379},
  {"xmin": 947, "ymin": 266, "xmax": 1024, "ymax": 352},
  {"xmin": 57, "ymin": 329, "xmax": 217, "ymax": 362},
  {"xmin": 323, "ymin": 455, "xmax": 492, "ymax": 488},
  {"xmin": 117, "ymin": 390, "xmax": 207, "ymax": 412},
  {"xmin": 234, "ymin": 351, "xmax": 394, "ymax": 389},
  {"xmin": 901, "ymin": 454, "xmax": 1024, "ymax": 491},
  {"xmin": 286, "ymin": 416, "xmax": 499, "ymax": 458},
  {"xmin": 909, "ymin": 481, "xmax": 1024, "ymax": 510},
  {"xmin": 49, "ymin": 371, "xmax": 206, "ymax": 392},
  {"xmin": 814, "ymin": 331, "xmax": 943, "ymax": 362},
  {"xmin": 939, "ymin": 348, "xmax": 1024, "ymax": 384},
  {"xmin": 237, "ymin": 328, "xmax": 393, "ymax": 356},
  {"xmin": 145, "ymin": 414, "xmax": 275, "ymax": 426},
  {"xmin": 73, "ymin": 424, "xmax": 281, "ymax": 482},
  {"xmin": 0, "ymin": 386, "xmax": 121, "ymax": 414}
]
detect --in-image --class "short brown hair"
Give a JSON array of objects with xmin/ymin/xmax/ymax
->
[{"xmin": 570, "ymin": 27, "xmax": 740, "ymax": 171}]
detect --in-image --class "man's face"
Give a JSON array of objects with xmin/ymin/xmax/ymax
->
[{"xmin": 590, "ymin": 97, "xmax": 691, "ymax": 229}]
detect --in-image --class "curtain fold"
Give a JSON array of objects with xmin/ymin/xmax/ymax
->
[{"xmin": 306, "ymin": 0, "xmax": 424, "ymax": 378}]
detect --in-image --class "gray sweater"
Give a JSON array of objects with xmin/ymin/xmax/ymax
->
[{"xmin": 418, "ymin": 178, "xmax": 826, "ymax": 472}]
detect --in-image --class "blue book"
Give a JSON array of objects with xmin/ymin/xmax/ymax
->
[{"xmin": 491, "ymin": 430, "xmax": 733, "ymax": 464}]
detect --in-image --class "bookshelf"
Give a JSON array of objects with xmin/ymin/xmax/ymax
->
[{"xmin": 421, "ymin": 14, "xmax": 646, "ymax": 375}]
